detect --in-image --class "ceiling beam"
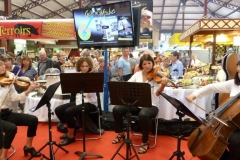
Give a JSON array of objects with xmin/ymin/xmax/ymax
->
[
  {"xmin": 223, "ymin": 6, "xmax": 240, "ymax": 17},
  {"xmin": 54, "ymin": 0, "xmax": 72, "ymax": 15},
  {"xmin": 208, "ymin": 0, "xmax": 240, "ymax": 12},
  {"xmin": 43, "ymin": 3, "xmax": 78, "ymax": 19},
  {"xmin": 159, "ymin": 0, "xmax": 166, "ymax": 34},
  {"xmin": 171, "ymin": 0, "xmax": 182, "ymax": 34},
  {"xmin": 157, "ymin": 19, "xmax": 199, "ymax": 20},
  {"xmin": 12, "ymin": 0, "xmax": 51, "ymax": 16},
  {"xmin": 153, "ymin": 5, "xmax": 199, "ymax": 7},
  {"xmin": 32, "ymin": 0, "xmax": 66, "ymax": 18},
  {"xmin": 153, "ymin": 13, "xmax": 203, "ymax": 15},
  {"xmin": 191, "ymin": 0, "xmax": 225, "ymax": 18},
  {"xmin": 211, "ymin": 0, "xmax": 233, "ymax": 13},
  {"xmin": 11, "ymin": 3, "xmax": 44, "ymax": 18},
  {"xmin": 42, "ymin": 0, "xmax": 107, "ymax": 19}
]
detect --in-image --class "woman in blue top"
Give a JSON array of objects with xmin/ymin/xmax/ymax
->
[{"xmin": 21, "ymin": 56, "xmax": 38, "ymax": 81}]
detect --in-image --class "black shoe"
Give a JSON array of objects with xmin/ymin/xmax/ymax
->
[
  {"xmin": 60, "ymin": 133, "xmax": 68, "ymax": 139},
  {"xmin": 23, "ymin": 146, "xmax": 41, "ymax": 157},
  {"xmin": 57, "ymin": 122, "xmax": 68, "ymax": 133},
  {"xmin": 59, "ymin": 137, "xmax": 75, "ymax": 146}
]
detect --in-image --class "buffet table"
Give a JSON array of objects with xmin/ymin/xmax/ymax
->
[
  {"xmin": 158, "ymin": 87, "xmax": 214, "ymax": 120},
  {"xmin": 24, "ymin": 92, "xmax": 69, "ymax": 122}
]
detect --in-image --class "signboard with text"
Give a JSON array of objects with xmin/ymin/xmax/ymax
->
[{"xmin": 0, "ymin": 19, "xmax": 76, "ymax": 40}]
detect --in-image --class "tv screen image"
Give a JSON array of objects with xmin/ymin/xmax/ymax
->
[{"xmin": 73, "ymin": 1, "xmax": 134, "ymax": 48}]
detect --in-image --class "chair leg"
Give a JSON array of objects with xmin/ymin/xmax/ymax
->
[
  {"xmin": 75, "ymin": 110, "xmax": 102, "ymax": 140},
  {"xmin": 7, "ymin": 145, "xmax": 16, "ymax": 160},
  {"xmin": 131, "ymin": 117, "xmax": 158, "ymax": 148}
]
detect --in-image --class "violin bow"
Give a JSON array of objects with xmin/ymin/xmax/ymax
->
[
  {"xmin": 90, "ymin": 62, "xmax": 102, "ymax": 73},
  {"xmin": 190, "ymin": 100, "xmax": 229, "ymax": 127},
  {"xmin": 0, "ymin": 69, "xmax": 21, "ymax": 110}
]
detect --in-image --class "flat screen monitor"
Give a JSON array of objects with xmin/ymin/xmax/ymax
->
[{"xmin": 72, "ymin": 1, "xmax": 134, "ymax": 48}]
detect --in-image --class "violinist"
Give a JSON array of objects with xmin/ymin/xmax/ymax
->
[
  {"xmin": 54, "ymin": 57, "xmax": 100, "ymax": 146},
  {"xmin": 112, "ymin": 54, "xmax": 167, "ymax": 154},
  {"xmin": 186, "ymin": 60, "xmax": 240, "ymax": 160},
  {"xmin": 0, "ymin": 55, "xmax": 40, "ymax": 159}
]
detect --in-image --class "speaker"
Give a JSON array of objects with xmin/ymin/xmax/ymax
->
[{"xmin": 132, "ymin": 5, "xmax": 141, "ymax": 46}]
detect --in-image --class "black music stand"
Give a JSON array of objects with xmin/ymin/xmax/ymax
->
[
  {"xmin": 29, "ymin": 81, "xmax": 69, "ymax": 160},
  {"xmin": 160, "ymin": 93, "xmax": 203, "ymax": 160},
  {"xmin": 108, "ymin": 82, "xmax": 152, "ymax": 160},
  {"xmin": 60, "ymin": 73, "xmax": 104, "ymax": 160}
]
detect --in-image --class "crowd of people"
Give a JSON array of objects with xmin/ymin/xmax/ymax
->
[{"xmin": 0, "ymin": 47, "xmax": 238, "ymax": 160}]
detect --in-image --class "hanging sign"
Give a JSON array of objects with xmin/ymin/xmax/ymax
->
[{"xmin": 0, "ymin": 19, "xmax": 76, "ymax": 39}]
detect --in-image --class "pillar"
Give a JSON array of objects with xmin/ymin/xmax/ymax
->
[{"xmin": 153, "ymin": 30, "xmax": 160, "ymax": 49}]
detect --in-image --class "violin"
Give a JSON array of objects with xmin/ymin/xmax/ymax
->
[
  {"xmin": 0, "ymin": 71, "xmax": 30, "ymax": 88},
  {"xmin": 147, "ymin": 66, "xmax": 178, "ymax": 88}
]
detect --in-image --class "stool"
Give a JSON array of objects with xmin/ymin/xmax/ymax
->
[{"xmin": 130, "ymin": 115, "xmax": 158, "ymax": 148}]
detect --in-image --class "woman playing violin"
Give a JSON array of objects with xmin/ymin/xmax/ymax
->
[
  {"xmin": 0, "ymin": 55, "xmax": 40, "ymax": 159},
  {"xmin": 186, "ymin": 60, "xmax": 240, "ymax": 160},
  {"xmin": 112, "ymin": 54, "xmax": 167, "ymax": 154}
]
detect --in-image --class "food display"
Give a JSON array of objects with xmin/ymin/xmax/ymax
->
[
  {"xmin": 61, "ymin": 61, "xmax": 74, "ymax": 67},
  {"xmin": 184, "ymin": 71, "xmax": 200, "ymax": 78}
]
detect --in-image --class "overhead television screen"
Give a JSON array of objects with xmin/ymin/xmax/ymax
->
[{"xmin": 73, "ymin": 1, "xmax": 134, "ymax": 48}]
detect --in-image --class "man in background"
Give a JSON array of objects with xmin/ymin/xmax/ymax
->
[
  {"xmin": 55, "ymin": 51, "xmax": 66, "ymax": 72},
  {"xmin": 170, "ymin": 51, "xmax": 184, "ymax": 79},
  {"xmin": 118, "ymin": 48, "xmax": 131, "ymax": 81},
  {"xmin": 128, "ymin": 53, "xmax": 137, "ymax": 75},
  {"xmin": 38, "ymin": 49, "xmax": 55, "ymax": 76},
  {"xmin": 110, "ymin": 55, "xmax": 119, "ymax": 81},
  {"xmin": 80, "ymin": 49, "xmax": 90, "ymax": 57}
]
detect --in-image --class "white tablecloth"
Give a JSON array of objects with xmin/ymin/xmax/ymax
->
[
  {"xmin": 24, "ymin": 92, "xmax": 69, "ymax": 122},
  {"xmin": 158, "ymin": 87, "xmax": 214, "ymax": 120}
]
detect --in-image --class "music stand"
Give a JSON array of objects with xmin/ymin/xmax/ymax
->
[
  {"xmin": 60, "ymin": 73, "xmax": 104, "ymax": 160},
  {"xmin": 160, "ymin": 93, "xmax": 203, "ymax": 160},
  {"xmin": 108, "ymin": 82, "xmax": 152, "ymax": 160},
  {"xmin": 29, "ymin": 81, "xmax": 69, "ymax": 160}
]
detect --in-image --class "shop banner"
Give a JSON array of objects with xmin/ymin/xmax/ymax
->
[
  {"xmin": 0, "ymin": 19, "xmax": 76, "ymax": 39},
  {"xmin": 138, "ymin": 0, "xmax": 153, "ymax": 42}
]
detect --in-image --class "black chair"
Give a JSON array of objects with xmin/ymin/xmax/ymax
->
[
  {"xmin": 75, "ymin": 92, "xmax": 103, "ymax": 140},
  {"xmin": 130, "ymin": 114, "xmax": 159, "ymax": 148},
  {"xmin": 7, "ymin": 145, "xmax": 16, "ymax": 159}
]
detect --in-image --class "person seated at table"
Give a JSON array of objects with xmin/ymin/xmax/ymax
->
[
  {"xmin": 186, "ymin": 60, "xmax": 240, "ymax": 160},
  {"xmin": 190, "ymin": 54, "xmax": 201, "ymax": 68},
  {"xmin": 21, "ymin": 56, "xmax": 38, "ymax": 81},
  {"xmin": 161, "ymin": 57, "xmax": 171, "ymax": 75},
  {"xmin": 55, "ymin": 57, "xmax": 100, "ymax": 146},
  {"xmin": 112, "ymin": 54, "xmax": 167, "ymax": 154},
  {"xmin": 0, "ymin": 55, "xmax": 41, "ymax": 159}
]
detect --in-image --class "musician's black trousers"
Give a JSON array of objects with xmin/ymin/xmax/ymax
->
[
  {"xmin": 227, "ymin": 129, "xmax": 240, "ymax": 160},
  {"xmin": 0, "ymin": 109, "xmax": 38, "ymax": 149},
  {"xmin": 54, "ymin": 102, "xmax": 99, "ymax": 133},
  {"xmin": 112, "ymin": 105, "xmax": 158, "ymax": 143}
]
